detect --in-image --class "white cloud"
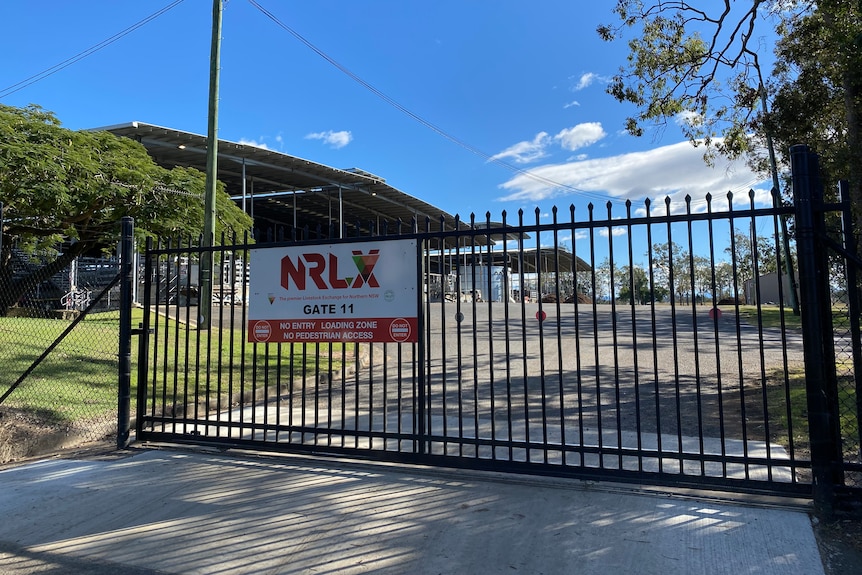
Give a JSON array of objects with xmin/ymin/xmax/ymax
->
[
  {"xmin": 554, "ymin": 122, "xmax": 606, "ymax": 151},
  {"xmin": 563, "ymin": 100, "xmax": 581, "ymax": 109},
  {"xmin": 306, "ymin": 130, "xmax": 353, "ymax": 149},
  {"xmin": 598, "ymin": 227, "xmax": 628, "ymax": 238},
  {"xmin": 495, "ymin": 138, "xmax": 770, "ymax": 212},
  {"xmin": 489, "ymin": 132, "xmax": 551, "ymax": 164},
  {"xmin": 238, "ymin": 138, "xmax": 270, "ymax": 150},
  {"xmin": 491, "ymin": 123, "xmax": 606, "ymax": 165},
  {"xmin": 572, "ymin": 72, "xmax": 609, "ymax": 91}
]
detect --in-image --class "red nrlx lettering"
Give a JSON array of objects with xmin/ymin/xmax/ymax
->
[{"xmin": 281, "ymin": 250, "xmax": 380, "ymax": 291}]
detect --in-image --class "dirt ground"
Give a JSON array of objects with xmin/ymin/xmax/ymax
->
[
  {"xmin": 1, "ymin": 412, "xmax": 860, "ymax": 575},
  {"xmin": 0, "ymin": 409, "xmax": 86, "ymax": 464},
  {"xmin": 813, "ymin": 517, "xmax": 862, "ymax": 575}
]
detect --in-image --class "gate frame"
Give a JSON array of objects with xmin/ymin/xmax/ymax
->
[{"xmin": 791, "ymin": 144, "xmax": 861, "ymax": 516}]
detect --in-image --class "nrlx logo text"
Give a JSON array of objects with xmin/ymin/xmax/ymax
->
[{"xmin": 281, "ymin": 249, "xmax": 380, "ymax": 291}]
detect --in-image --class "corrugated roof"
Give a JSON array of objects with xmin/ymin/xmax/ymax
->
[
  {"xmin": 92, "ymin": 123, "xmax": 590, "ymax": 271},
  {"xmin": 94, "ymin": 122, "xmax": 463, "ymax": 236}
]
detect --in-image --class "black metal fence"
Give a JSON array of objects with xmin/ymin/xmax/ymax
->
[{"xmin": 133, "ymin": 174, "xmax": 862, "ymax": 503}]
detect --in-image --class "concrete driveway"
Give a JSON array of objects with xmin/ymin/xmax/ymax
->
[{"xmin": 0, "ymin": 446, "xmax": 824, "ymax": 575}]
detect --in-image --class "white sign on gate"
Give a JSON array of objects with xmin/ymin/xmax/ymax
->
[{"xmin": 247, "ymin": 238, "xmax": 418, "ymax": 344}]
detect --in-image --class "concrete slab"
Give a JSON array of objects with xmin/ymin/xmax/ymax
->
[{"xmin": 0, "ymin": 448, "xmax": 823, "ymax": 574}]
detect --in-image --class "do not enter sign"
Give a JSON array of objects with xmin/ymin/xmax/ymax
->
[
  {"xmin": 253, "ymin": 320, "xmax": 272, "ymax": 342},
  {"xmin": 389, "ymin": 318, "xmax": 412, "ymax": 342}
]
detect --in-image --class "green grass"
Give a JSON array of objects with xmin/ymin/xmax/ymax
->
[
  {"xmin": 0, "ymin": 308, "xmax": 352, "ymax": 424},
  {"xmin": 0, "ymin": 311, "xmax": 122, "ymax": 422},
  {"xmin": 737, "ymin": 305, "xmax": 802, "ymax": 330},
  {"xmin": 737, "ymin": 304, "xmax": 856, "ymax": 332},
  {"xmin": 764, "ymin": 365, "xmax": 859, "ymax": 461},
  {"xmin": 142, "ymin": 307, "xmax": 352, "ymax": 416}
]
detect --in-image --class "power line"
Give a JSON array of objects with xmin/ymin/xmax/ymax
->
[
  {"xmin": 246, "ymin": 0, "xmax": 625, "ymax": 204},
  {"xmin": 0, "ymin": 0, "xmax": 186, "ymax": 99},
  {"xmin": 248, "ymin": 1, "xmax": 774, "ymax": 210}
]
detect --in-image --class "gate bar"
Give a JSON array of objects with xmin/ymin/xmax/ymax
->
[{"xmin": 117, "ymin": 216, "xmax": 134, "ymax": 448}]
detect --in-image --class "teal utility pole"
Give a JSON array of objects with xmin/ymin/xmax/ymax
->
[{"xmin": 200, "ymin": 0, "xmax": 223, "ymax": 329}]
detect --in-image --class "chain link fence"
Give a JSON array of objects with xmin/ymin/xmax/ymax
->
[
  {"xmin": 0, "ymin": 247, "xmax": 122, "ymax": 463},
  {"xmin": 832, "ymin": 330, "xmax": 861, "ymax": 489},
  {"xmin": 832, "ymin": 266, "xmax": 862, "ymax": 490},
  {"xmin": 820, "ymin": 179, "xmax": 862, "ymax": 492}
]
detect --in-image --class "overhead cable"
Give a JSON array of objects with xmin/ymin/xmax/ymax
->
[
  {"xmin": 0, "ymin": 0, "xmax": 186, "ymax": 99},
  {"xmin": 245, "ymin": 0, "xmax": 624, "ymax": 204}
]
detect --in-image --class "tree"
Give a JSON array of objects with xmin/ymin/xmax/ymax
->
[
  {"xmin": 765, "ymin": 3, "xmax": 862, "ymax": 213},
  {"xmin": 597, "ymin": 1, "xmax": 774, "ymax": 161},
  {"xmin": 593, "ymin": 257, "xmax": 613, "ymax": 302},
  {"xmin": 618, "ymin": 264, "xmax": 651, "ymax": 304},
  {"xmin": 0, "ymin": 104, "xmax": 253, "ymax": 315},
  {"xmin": 599, "ymin": 2, "xmax": 862, "ymax": 237},
  {"xmin": 607, "ymin": 260, "xmax": 644, "ymax": 303},
  {"xmin": 714, "ymin": 261, "xmax": 736, "ymax": 301},
  {"xmin": 649, "ymin": 241, "xmax": 691, "ymax": 303},
  {"xmin": 691, "ymin": 255, "xmax": 713, "ymax": 303}
]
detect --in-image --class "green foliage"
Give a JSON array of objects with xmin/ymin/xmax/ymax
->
[
  {"xmin": 617, "ymin": 264, "xmax": 651, "ymax": 304},
  {"xmin": 725, "ymin": 227, "xmax": 778, "ymax": 294},
  {"xmin": 766, "ymin": 3, "xmax": 862, "ymax": 198},
  {"xmin": 0, "ymin": 104, "xmax": 253, "ymax": 314},
  {"xmin": 649, "ymin": 241, "xmax": 691, "ymax": 300},
  {"xmin": 599, "ymin": 1, "xmax": 771, "ymax": 163},
  {"xmin": 0, "ymin": 104, "xmax": 252, "ymax": 251},
  {"xmin": 599, "ymin": 0, "xmax": 862, "ymax": 214}
]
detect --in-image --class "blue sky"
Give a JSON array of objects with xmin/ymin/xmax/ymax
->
[{"xmin": 0, "ymin": 1, "xmax": 777, "ymax": 264}]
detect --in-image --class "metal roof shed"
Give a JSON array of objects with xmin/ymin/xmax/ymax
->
[{"xmin": 94, "ymin": 122, "xmax": 463, "ymax": 238}]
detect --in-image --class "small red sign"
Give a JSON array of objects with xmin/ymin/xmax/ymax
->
[
  {"xmin": 536, "ymin": 310, "xmax": 547, "ymax": 322},
  {"xmin": 252, "ymin": 320, "xmax": 272, "ymax": 342}
]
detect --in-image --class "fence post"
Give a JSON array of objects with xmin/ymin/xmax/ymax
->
[
  {"xmin": 118, "ymin": 217, "xmax": 134, "ymax": 449},
  {"xmin": 791, "ymin": 145, "xmax": 838, "ymax": 517},
  {"xmin": 136, "ymin": 237, "xmax": 154, "ymax": 439}
]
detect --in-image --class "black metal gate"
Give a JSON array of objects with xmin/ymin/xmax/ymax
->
[
  {"xmin": 791, "ymin": 145, "xmax": 862, "ymax": 512},
  {"xmin": 134, "ymin": 157, "xmax": 860, "ymax": 504}
]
